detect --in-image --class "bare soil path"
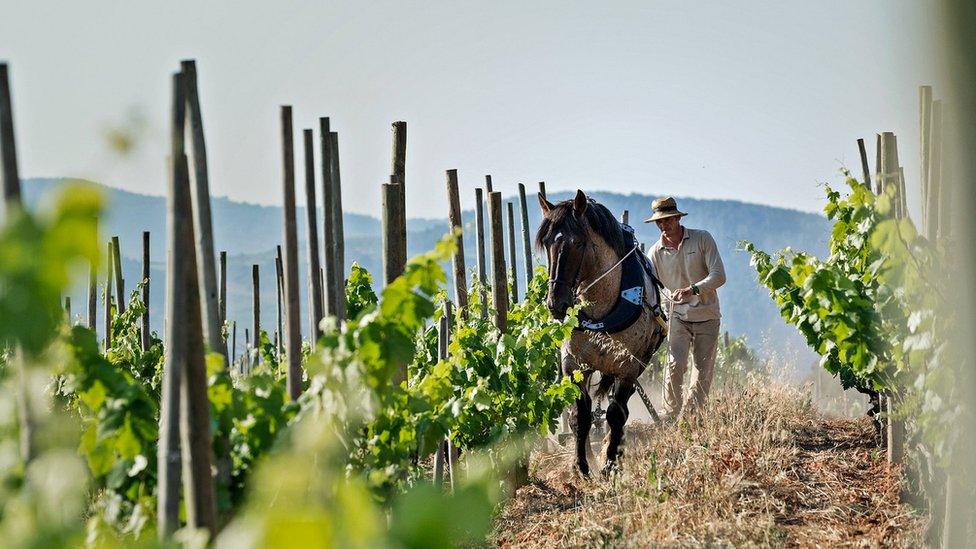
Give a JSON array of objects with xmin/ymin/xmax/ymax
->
[{"xmin": 491, "ymin": 381, "xmax": 925, "ymax": 547}]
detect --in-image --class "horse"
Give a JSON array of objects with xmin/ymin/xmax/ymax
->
[{"xmin": 536, "ymin": 189, "xmax": 668, "ymax": 476}]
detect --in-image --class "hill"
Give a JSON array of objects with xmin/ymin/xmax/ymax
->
[{"xmin": 23, "ymin": 179, "xmax": 829, "ymax": 364}]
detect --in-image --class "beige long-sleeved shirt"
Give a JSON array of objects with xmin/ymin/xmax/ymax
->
[{"xmin": 648, "ymin": 227, "xmax": 726, "ymax": 322}]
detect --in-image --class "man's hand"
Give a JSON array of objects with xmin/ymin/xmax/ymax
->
[{"xmin": 672, "ymin": 287, "xmax": 693, "ymax": 303}]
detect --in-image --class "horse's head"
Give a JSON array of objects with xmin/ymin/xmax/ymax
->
[{"xmin": 534, "ymin": 190, "xmax": 593, "ymax": 320}]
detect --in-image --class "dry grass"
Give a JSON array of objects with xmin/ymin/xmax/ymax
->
[{"xmin": 491, "ymin": 379, "xmax": 926, "ymax": 547}]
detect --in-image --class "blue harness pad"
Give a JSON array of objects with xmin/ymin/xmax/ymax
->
[{"xmin": 576, "ymin": 250, "xmax": 648, "ymax": 333}]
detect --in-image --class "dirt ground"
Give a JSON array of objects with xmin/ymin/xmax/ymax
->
[{"xmin": 491, "ymin": 380, "xmax": 926, "ymax": 547}]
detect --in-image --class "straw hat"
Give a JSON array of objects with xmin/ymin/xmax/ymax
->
[{"xmin": 643, "ymin": 196, "xmax": 688, "ymax": 223}]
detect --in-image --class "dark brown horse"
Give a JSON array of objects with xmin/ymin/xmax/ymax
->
[{"xmin": 536, "ymin": 190, "xmax": 667, "ymax": 476}]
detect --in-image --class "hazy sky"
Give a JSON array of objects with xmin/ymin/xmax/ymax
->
[{"xmin": 2, "ymin": 1, "xmax": 942, "ymax": 219}]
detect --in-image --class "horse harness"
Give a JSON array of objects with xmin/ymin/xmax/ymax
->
[{"xmin": 573, "ymin": 225, "xmax": 668, "ymax": 337}]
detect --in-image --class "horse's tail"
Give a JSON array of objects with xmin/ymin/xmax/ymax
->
[{"xmin": 595, "ymin": 372, "xmax": 616, "ymax": 400}]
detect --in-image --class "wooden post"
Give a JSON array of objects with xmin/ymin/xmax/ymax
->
[
  {"xmin": 0, "ymin": 64, "xmax": 31, "ymax": 467},
  {"xmin": 475, "ymin": 188, "xmax": 488, "ymax": 318},
  {"xmin": 319, "ymin": 118, "xmax": 339, "ymax": 318},
  {"xmin": 382, "ymin": 180, "xmax": 407, "ymax": 285},
  {"xmin": 142, "ymin": 231, "xmax": 151, "ymax": 351},
  {"xmin": 507, "ymin": 201, "xmax": 519, "ymax": 303},
  {"xmin": 230, "ymin": 321, "xmax": 236, "ymax": 366},
  {"xmin": 857, "ymin": 138, "xmax": 872, "ymax": 189},
  {"xmin": 621, "ymin": 210, "xmax": 629, "ymax": 225},
  {"xmin": 489, "ymin": 192, "xmax": 508, "ymax": 331},
  {"xmin": 881, "ymin": 133, "xmax": 905, "ymax": 466},
  {"xmin": 87, "ymin": 260, "xmax": 97, "ymax": 331},
  {"xmin": 280, "ymin": 106, "xmax": 303, "ymax": 401},
  {"xmin": 929, "ymin": 101, "xmax": 945, "ymax": 242},
  {"xmin": 158, "ymin": 71, "xmax": 185, "ymax": 539},
  {"xmin": 886, "ymin": 390, "xmax": 905, "ymax": 465},
  {"xmin": 329, "ymin": 131, "xmax": 346, "ymax": 320},
  {"xmin": 218, "ymin": 251, "xmax": 227, "ymax": 325},
  {"xmin": 475, "ymin": 188, "xmax": 487, "ymax": 285},
  {"xmin": 518, "ymin": 183, "xmax": 533, "ymax": 286},
  {"xmin": 484, "ymin": 176, "xmax": 493, "ymax": 276},
  {"xmin": 181, "ymin": 60, "xmax": 225, "ymax": 362},
  {"xmin": 898, "ymin": 167, "xmax": 908, "ymax": 222},
  {"xmin": 252, "ymin": 264, "xmax": 260, "ymax": 357},
  {"xmin": 445, "ymin": 170, "xmax": 469, "ymax": 315},
  {"xmin": 243, "ymin": 328, "xmax": 249, "ymax": 372},
  {"xmin": 391, "ymin": 121, "xmax": 407, "ymax": 187},
  {"xmin": 433, "ymin": 300, "xmax": 455, "ymax": 488},
  {"xmin": 64, "ymin": 296, "xmax": 72, "ymax": 324},
  {"xmin": 175, "ymin": 148, "xmax": 218, "ymax": 536},
  {"xmin": 538, "ymin": 181, "xmax": 547, "ymax": 200},
  {"xmin": 303, "ymin": 129, "xmax": 324, "ymax": 341},
  {"xmin": 112, "ymin": 235, "xmax": 126, "ymax": 314},
  {"xmin": 874, "ymin": 134, "xmax": 883, "ymax": 195},
  {"xmin": 433, "ymin": 306, "xmax": 449, "ymax": 487},
  {"xmin": 105, "ymin": 240, "xmax": 114, "ymax": 349},
  {"xmin": 920, "ymin": 86, "xmax": 933, "ymax": 224},
  {"xmin": 275, "ymin": 247, "xmax": 283, "ymax": 359},
  {"xmin": 0, "ymin": 63, "xmax": 22, "ymax": 207},
  {"xmin": 880, "ymin": 132, "xmax": 901, "ymax": 200}
]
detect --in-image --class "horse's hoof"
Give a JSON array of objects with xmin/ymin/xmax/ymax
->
[
  {"xmin": 577, "ymin": 463, "xmax": 590, "ymax": 478},
  {"xmin": 601, "ymin": 462, "xmax": 619, "ymax": 478}
]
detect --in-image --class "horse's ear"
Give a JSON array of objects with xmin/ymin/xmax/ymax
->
[
  {"xmin": 538, "ymin": 193, "xmax": 554, "ymax": 215},
  {"xmin": 573, "ymin": 189, "xmax": 588, "ymax": 216}
]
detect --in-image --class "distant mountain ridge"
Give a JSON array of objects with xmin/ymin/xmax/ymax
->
[{"xmin": 24, "ymin": 178, "xmax": 830, "ymax": 365}]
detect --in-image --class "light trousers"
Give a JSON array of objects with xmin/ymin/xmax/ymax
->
[{"xmin": 663, "ymin": 317, "xmax": 720, "ymax": 416}]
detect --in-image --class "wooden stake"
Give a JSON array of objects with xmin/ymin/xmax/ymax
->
[
  {"xmin": 303, "ymin": 128, "xmax": 324, "ymax": 341},
  {"xmin": 181, "ymin": 60, "xmax": 225, "ymax": 362},
  {"xmin": 920, "ymin": 86, "xmax": 933, "ymax": 224},
  {"xmin": 218, "ymin": 251, "xmax": 227, "ymax": 325},
  {"xmin": 0, "ymin": 63, "xmax": 22, "ymax": 207},
  {"xmin": 382, "ymin": 180, "xmax": 407, "ymax": 285},
  {"xmin": 517, "ymin": 183, "xmax": 533, "ymax": 286},
  {"xmin": 621, "ymin": 210, "xmax": 630, "ymax": 225},
  {"xmin": 475, "ymin": 188, "xmax": 487, "ymax": 285},
  {"xmin": 484, "ymin": 176, "xmax": 493, "ymax": 276},
  {"xmin": 142, "ymin": 230, "xmax": 151, "ymax": 352},
  {"xmin": 329, "ymin": 131, "xmax": 346, "ymax": 320},
  {"xmin": 105, "ymin": 240, "xmax": 114, "ymax": 349},
  {"xmin": 252, "ymin": 264, "xmax": 260, "ymax": 357},
  {"xmin": 433, "ymin": 301, "xmax": 454, "ymax": 487},
  {"xmin": 489, "ymin": 192, "xmax": 508, "ymax": 332},
  {"xmin": 507, "ymin": 201, "xmax": 519, "ymax": 303},
  {"xmin": 158, "ymin": 71, "xmax": 185, "ymax": 539},
  {"xmin": 112, "ymin": 235, "xmax": 126, "ymax": 314},
  {"xmin": 319, "ymin": 118, "xmax": 339, "ymax": 318},
  {"xmin": 857, "ymin": 138, "xmax": 872, "ymax": 189},
  {"xmin": 281, "ymin": 106, "xmax": 303, "ymax": 401},
  {"xmin": 874, "ymin": 134, "xmax": 883, "ymax": 195},
  {"xmin": 64, "ymin": 296, "xmax": 72, "ymax": 324},
  {"xmin": 176, "ymin": 146, "xmax": 218, "ymax": 535},
  {"xmin": 445, "ymin": 170, "xmax": 469, "ymax": 315},
  {"xmin": 230, "ymin": 321, "xmax": 236, "ymax": 366},
  {"xmin": 275, "ymin": 247, "xmax": 283, "ymax": 360},
  {"xmin": 87, "ymin": 260, "xmax": 97, "ymax": 331},
  {"xmin": 929, "ymin": 101, "xmax": 944, "ymax": 242},
  {"xmin": 392, "ymin": 121, "xmax": 407, "ymax": 187}
]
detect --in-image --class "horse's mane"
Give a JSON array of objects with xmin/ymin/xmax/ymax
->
[{"xmin": 535, "ymin": 197, "xmax": 631, "ymax": 257}]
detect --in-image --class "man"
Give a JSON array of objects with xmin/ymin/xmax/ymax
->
[{"xmin": 645, "ymin": 197, "xmax": 726, "ymax": 418}]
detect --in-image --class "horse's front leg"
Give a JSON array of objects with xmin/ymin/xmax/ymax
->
[
  {"xmin": 603, "ymin": 379, "xmax": 636, "ymax": 476},
  {"xmin": 572, "ymin": 379, "xmax": 593, "ymax": 476},
  {"xmin": 562, "ymin": 350, "xmax": 593, "ymax": 476}
]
